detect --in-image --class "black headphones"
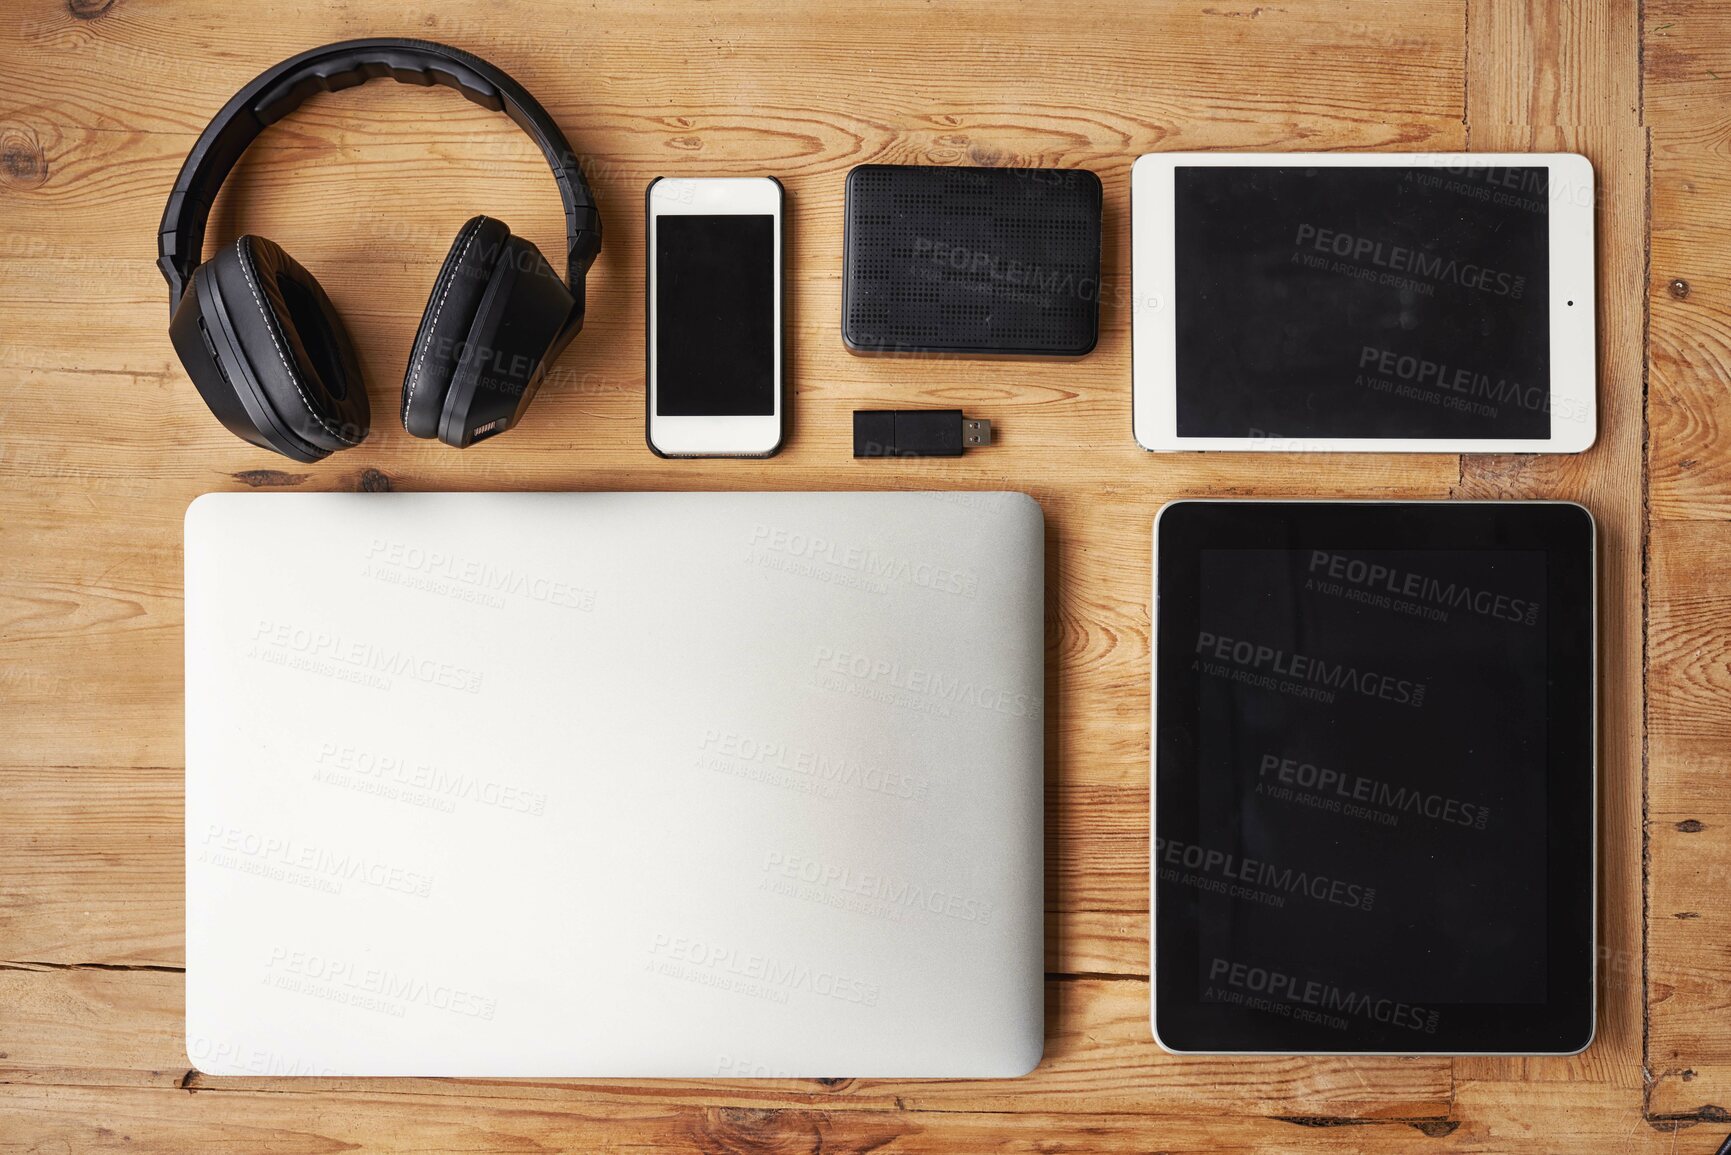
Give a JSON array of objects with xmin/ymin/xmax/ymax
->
[{"xmin": 158, "ymin": 39, "xmax": 602, "ymax": 461}]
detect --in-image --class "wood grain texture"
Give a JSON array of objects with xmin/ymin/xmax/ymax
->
[
  {"xmin": 0, "ymin": 0, "xmax": 1723, "ymax": 1149},
  {"xmin": 1647, "ymin": 0, "xmax": 1731, "ymax": 1123}
]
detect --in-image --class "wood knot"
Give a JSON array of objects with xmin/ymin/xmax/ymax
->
[
  {"xmin": 67, "ymin": 0, "xmax": 116, "ymax": 17},
  {"xmin": 231, "ymin": 469, "xmax": 308, "ymax": 488},
  {"xmin": 929, "ymin": 134, "xmax": 969, "ymax": 164},
  {"xmin": 0, "ymin": 127, "xmax": 47, "ymax": 189},
  {"xmin": 686, "ymin": 1107, "xmax": 814, "ymax": 1154},
  {"xmin": 1676, "ymin": 819, "xmax": 1706, "ymax": 832},
  {"xmin": 357, "ymin": 468, "xmax": 393, "ymax": 492}
]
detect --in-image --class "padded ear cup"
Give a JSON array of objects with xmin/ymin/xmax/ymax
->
[
  {"xmin": 431, "ymin": 229, "xmax": 576, "ymax": 448},
  {"xmin": 206, "ymin": 235, "xmax": 370, "ymax": 454},
  {"xmin": 401, "ymin": 215, "xmax": 510, "ymax": 439}
]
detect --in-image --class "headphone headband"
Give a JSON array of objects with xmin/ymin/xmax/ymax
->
[{"xmin": 156, "ymin": 38, "xmax": 601, "ymax": 316}]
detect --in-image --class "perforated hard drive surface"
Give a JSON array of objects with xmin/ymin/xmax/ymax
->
[{"xmin": 843, "ymin": 164, "xmax": 1102, "ymax": 357}]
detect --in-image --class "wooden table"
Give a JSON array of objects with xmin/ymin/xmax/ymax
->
[{"xmin": 2, "ymin": 0, "xmax": 1726, "ymax": 1149}]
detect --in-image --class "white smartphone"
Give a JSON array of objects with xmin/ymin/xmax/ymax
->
[
  {"xmin": 1130, "ymin": 152, "xmax": 1597, "ymax": 454},
  {"xmin": 646, "ymin": 176, "xmax": 785, "ymax": 457}
]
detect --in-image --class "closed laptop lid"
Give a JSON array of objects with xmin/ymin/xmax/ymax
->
[{"xmin": 184, "ymin": 491, "xmax": 1045, "ymax": 1077}]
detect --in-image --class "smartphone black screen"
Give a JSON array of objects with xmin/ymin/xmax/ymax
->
[{"xmin": 655, "ymin": 214, "xmax": 776, "ymax": 416}]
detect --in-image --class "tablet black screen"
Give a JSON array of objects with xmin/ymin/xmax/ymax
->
[
  {"xmin": 1154, "ymin": 503, "xmax": 1594, "ymax": 1053},
  {"xmin": 1173, "ymin": 166, "xmax": 1552, "ymax": 441}
]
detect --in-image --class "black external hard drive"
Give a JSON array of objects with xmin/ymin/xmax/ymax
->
[{"xmin": 842, "ymin": 164, "xmax": 1102, "ymax": 357}]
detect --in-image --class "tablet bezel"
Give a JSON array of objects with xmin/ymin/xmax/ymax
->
[
  {"xmin": 1130, "ymin": 153, "xmax": 1597, "ymax": 453},
  {"xmin": 1150, "ymin": 499, "xmax": 1597, "ymax": 1055}
]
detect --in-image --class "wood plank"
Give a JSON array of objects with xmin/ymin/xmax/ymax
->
[
  {"xmin": 1647, "ymin": 519, "xmax": 1731, "ymax": 1117},
  {"xmin": 0, "ymin": 969, "xmax": 1451, "ymax": 1118},
  {"xmin": 0, "ymin": 0, "xmax": 1468, "ymax": 136},
  {"xmin": 1646, "ymin": 0, "xmax": 1731, "ymax": 1125},
  {"xmin": 1644, "ymin": 0, "xmax": 1731, "ymax": 125},
  {"xmin": 1649, "ymin": 117, "xmax": 1731, "ymax": 521},
  {"xmin": 1467, "ymin": 0, "xmax": 1641, "ymax": 125},
  {"xmin": 0, "ymin": 1074, "xmax": 1716, "ymax": 1153},
  {"xmin": 1648, "ymin": 521, "xmax": 1731, "ymax": 795},
  {"xmin": 0, "ymin": 1086, "xmax": 1520, "ymax": 1155},
  {"xmin": 1451, "ymin": 1073, "xmax": 1721, "ymax": 1153}
]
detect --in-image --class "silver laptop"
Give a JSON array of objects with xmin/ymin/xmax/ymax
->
[{"xmin": 185, "ymin": 491, "xmax": 1044, "ymax": 1077}]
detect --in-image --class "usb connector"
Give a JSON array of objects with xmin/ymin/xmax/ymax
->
[{"xmin": 853, "ymin": 409, "xmax": 994, "ymax": 458}]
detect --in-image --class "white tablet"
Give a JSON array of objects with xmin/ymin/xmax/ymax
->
[{"xmin": 1130, "ymin": 153, "xmax": 1596, "ymax": 453}]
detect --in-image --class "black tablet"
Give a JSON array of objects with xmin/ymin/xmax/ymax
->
[{"xmin": 1152, "ymin": 501, "xmax": 1595, "ymax": 1054}]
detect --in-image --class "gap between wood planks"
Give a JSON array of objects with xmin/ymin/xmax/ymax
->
[{"xmin": 0, "ymin": 960, "xmax": 183, "ymax": 973}]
